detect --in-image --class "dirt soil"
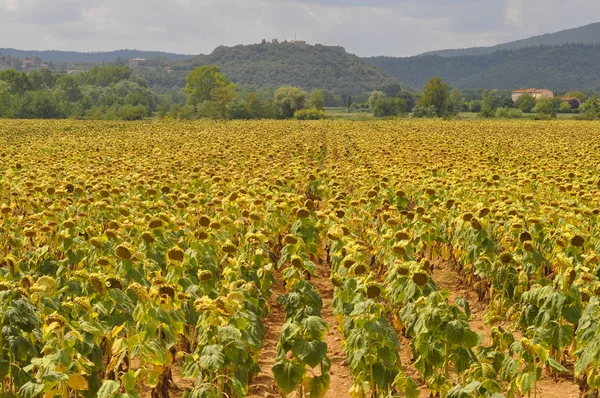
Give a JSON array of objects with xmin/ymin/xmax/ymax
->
[
  {"xmin": 433, "ymin": 260, "xmax": 581, "ymax": 398},
  {"xmin": 311, "ymin": 261, "xmax": 354, "ymax": 398},
  {"xmin": 247, "ymin": 277, "xmax": 286, "ymax": 398}
]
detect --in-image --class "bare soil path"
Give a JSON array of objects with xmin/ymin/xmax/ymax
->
[
  {"xmin": 312, "ymin": 261, "xmax": 354, "ymax": 398},
  {"xmin": 433, "ymin": 259, "xmax": 580, "ymax": 398},
  {"xmin": 247, "ymin": 278, "xmax": 286, "ymax": 398}
]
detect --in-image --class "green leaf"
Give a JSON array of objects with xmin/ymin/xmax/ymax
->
[
  {"xmin": 292, "ymin": 339, "xmax": 327, "ymax": 368},
  {"xmin": 141, "ymin": 341, "xmax": 169, "ymax": 365},
  {"xmin": 501, "ymin": 358, "xmax": 518, "ymax": 381},
  {"xmin": 216, "ymin": 326, "xmax": 242, "ymax": 343},
  {"xmin": 305, "ymin": 373, "xmax": 330, "ymax": 398},
  {"xmin": 272, "ymin": 359, "xmax": 306, "ymax": 394},
  {"xmin": 182, "ymin": 354, "xmax": 201, "ymax": 378},
  {"xmin": 454, "ymin": 297, "xmax": 471, "ymax": 318},
  {"xmin": 448, "ymin": 381, "xmax": 481, "ymax": 398},
  {"xmin": 547, "ymin": 356, "xmax": 569, "ymax": 373},
  {"xmin": 96, "ymin": 380, "xmax": 120, "ymax": 398},
  {"xmin": 199, "ymin": 344, "xmax": 225, "ymax": 372},
  {"xmin": 518, "ymin": 372, "xmax": 537, "ymax": 394},
  {"xmin": 301, "ymin": 316, "xmax": 329, "ymax": 341},
  {"xmin": 17, "ymin": 382, "xmax": 44, "ymax": 398}
]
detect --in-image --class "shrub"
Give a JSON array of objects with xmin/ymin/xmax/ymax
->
[
  {"xmin": 495, "ymin": 107, "xmax": 524, "ymax": 119},
  {"xmin": 227, "ymin": 102, "xmax": 252, "ymax": 119},
  {"xmin": 118, "ymin": 104, "xmax": 148, "ymax": 121},
  {"xmin": 373, "ymin": 98, "xmax": 406, "ymax": 117},
  {"xmin": 294, "ymin": 108, "xmax": 326, "ymax": 120},
  {"xmin": 412, "ymin": 105, "xmax": 437, "ymax": 118}
]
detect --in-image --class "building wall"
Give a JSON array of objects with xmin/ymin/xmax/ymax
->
[{"xmin": 512, "ymin": 90, "xmax": 554, "ymax": 102}]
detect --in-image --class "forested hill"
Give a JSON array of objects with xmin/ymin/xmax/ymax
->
[
  {"xmin": 0, "ymin": 48, "xmax": 194, "ymax": 63},
  {"xmin": 421, "ymin": 22, "xmax": 600, "ymax": 57},
  {"xmin": 136, "ymin": 42, "xmax": 402, "ymax": 94},
  {"xmin": 366, "ymin": 44, "xmax": 600, "ymax": 91}
]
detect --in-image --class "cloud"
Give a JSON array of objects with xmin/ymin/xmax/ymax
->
[{"xmin": 0, "ymin": 0, "xmax": 598, "ymax": 57}]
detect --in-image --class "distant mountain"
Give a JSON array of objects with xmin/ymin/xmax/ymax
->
[
  {"xmin": 0, "ymin": 48, "xmax": 194, "ymax": 63},
  {"xmin": 136, "ymin": 42, "xmax": 402, "ymax": 94},
  {"xmin": 366, "ymin": 43, "xmax": 600, "ymax": 92},
  {"xmin": 422, "ymin": 22, "xmax": 600, "ymax": 57}
]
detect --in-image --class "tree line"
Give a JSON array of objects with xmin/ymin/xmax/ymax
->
[{"xmin": 3, "ymin": 66, "xmax": 600, "ymax": 121}]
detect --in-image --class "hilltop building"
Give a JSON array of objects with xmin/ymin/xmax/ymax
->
[{"xmin": 128, "ymin": 58, "xmax": 147, "ymax": 67}]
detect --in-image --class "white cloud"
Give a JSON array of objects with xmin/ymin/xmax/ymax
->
[{"xmin": 0, "ymin": 0, "xmax": 598, "ymax": 56}]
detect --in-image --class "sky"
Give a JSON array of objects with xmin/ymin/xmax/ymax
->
[{"xmin": 0, "ymin": 0, "xmax": 599, "ymax": 57}]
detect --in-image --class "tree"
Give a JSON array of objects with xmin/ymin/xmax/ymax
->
[
  {"xmin": 211, "ymin": 85, "xmax": 237, "ymax": 118},
  {"xmin": 478, "ymin": 90, "xmax": 495, "ymax": 118},
  {"xmin": 579, "ymin": 96, "xmax": 600, "ymax": 119},
  {"xmin": 380, "ymin": 82, "xmax": 402, "ymax": 98},
  {"xmin": 418, "ymin": 77, "xmax": 449, "ymax": 117},
  {"xmin": 245, "ymin": 92, "xmax": 263, "ymax": 118},
  {"xmin": 565, "ymin": 91, "xmax": 586, "ymax": 101},
  {"xmin": 516, "ymin": 94, "xmax": 536, "ymax": 113},
  {"xmin": 0, "ymin": 80, "xmax": 12, "ymax": 117},
  {"xmin": 274, "ymin": 86, "xmax": 307, "ymax": 118},
  {"xmin": 28, "ymin": 71, "xmax": 46, "ymax": 90},
  {"xmin": 398, "ymin": 92, "xmax": 416, "ymax": 112},
  {"xmin": 368, "ymin": 91, "xmax": 387, "ymax": 110},
  {"xmin": 445, "ymin": 88, "xmax": 464, "ymax": 115},
  {"xmin": 81, "ymin": 66, "xmax": 132, "ymax": 87},
  {"xmin": 309, "ymin": 89, "xmax": 325, "ymax": 110},
  {"xmin": 184, "ymin": 66, "xmax": 232, "ymax": 107},
  {"xmin": 0, "ymin": 69, "xmax": 32, "ymax": 95},
  {"xmin": 373, "ymin": 98, "xmax": 406, "ymax": 117},
  {"xmin": 568, "ymin": 98, "xmax": 580, "ymax": 109},
  {"xmin": 55, "ymin": 75, "xmax": 82, "ymax": 102},
  {"xmin": 468, "ymin": 100, "xmax": 482, "ymax": 113},
  {"xmin": 532, "ymin": 97, "xmax": 557, "ymax": 117}
]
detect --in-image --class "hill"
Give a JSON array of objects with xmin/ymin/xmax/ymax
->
[
  {"xmin": 0, "ymin": 48, "xmax": 194, "ymax": 63},
  {"xmin": 422, "ymin": 22, "xmax": 600, "ymax": 57},
  {"xmin": 136, "ymin": 42, "xmax": 402, "ymax": 94},
  {"xmin": 366, "ymin": 43, "xmax": 600, "ymax": 91}
]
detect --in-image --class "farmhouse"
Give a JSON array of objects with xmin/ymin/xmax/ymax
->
[
  {"xmin": 560, "ymin": 96, "xmax": 581, "ymax": 106},
  {"xmin": 511, "ymin": 88, "xmax": 554, "ymax": 102}
]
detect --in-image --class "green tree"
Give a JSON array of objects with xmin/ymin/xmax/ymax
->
[
  {"xmin": 445, "ymin": 88, "xmax": 464, "ymax": 115},
  {"xmin": 81, "ymin": 66, "xmax": 133, "ymax": 87},
  {"xmin": 0, "ymin": 69, "xmax": 32, "ymax": 95},
  {"xmin": 468, "ymin": 100, "xmax": 482, "ymax": 113},
  {"xmin": 211, "ymin": 85, "xmax": 237, "ymax": 118},
  {"xmin": 55, "ymin": 75, "xmax": 82, "ymax": 102},
  {"xmin": 274, "ymin": 86, "xmax": 307, "ymax": 118},
  {"xmin": 565, "ymin": 91, "xmax": 586, "ymax": 101},
  {"xmin": 478, "ymin": 91, "xmax": 494, "ymax": 118},
  {"xmin": 185, "ymin": 66, "xmax": 232, "ymax": 107},
  {"xmin": 28, "ymin": 70, "xmax": 47, "ymax": 90},
  {"xmin": 245, "ymin": 92, "xmax": 263, "ymax": 118},
  {"xmin": 418, "ymin": 77, "xmax": 449, "ymax": 116},
  {"xmin": 0, "ymin": 80, "xmax": 12, "ymax": 117},
  {"xmin": 532, "ymin": 97, "xmax": 557, "ymax": 117},
  {"xmin": 309, "ymin": 89, "xmax": 325, "ymax": 110},
  {"xmin": 368, "ymin": 91, "xmax": 387, "ymax": 110},
  {"xmin": 380, "ymin": 82, "xmax": 402, "ymax": 98},
  {"xmin": 373, "ymin": 98, "xmax": 406, "ymax": 117},
  {"xmin": 516, "ymin": 94, "xmax": 536, "ymax": 113},
  {"xmin": 579, "ymin": 96, "xmax": 600, "ymax": 119}
]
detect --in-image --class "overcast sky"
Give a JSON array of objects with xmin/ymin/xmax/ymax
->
[{"xmin": 0, "ymin": 0, "xmax": 599, "ymax": 57}]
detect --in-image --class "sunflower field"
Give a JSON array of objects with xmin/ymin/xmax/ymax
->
[{"xmin": 1, "ymin": 119, "xmax": 600, "ymax": 398}]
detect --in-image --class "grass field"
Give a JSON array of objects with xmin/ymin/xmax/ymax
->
[{"xmin": 0, "ymin": 119, "xmax": 597, "ymax": 397}]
